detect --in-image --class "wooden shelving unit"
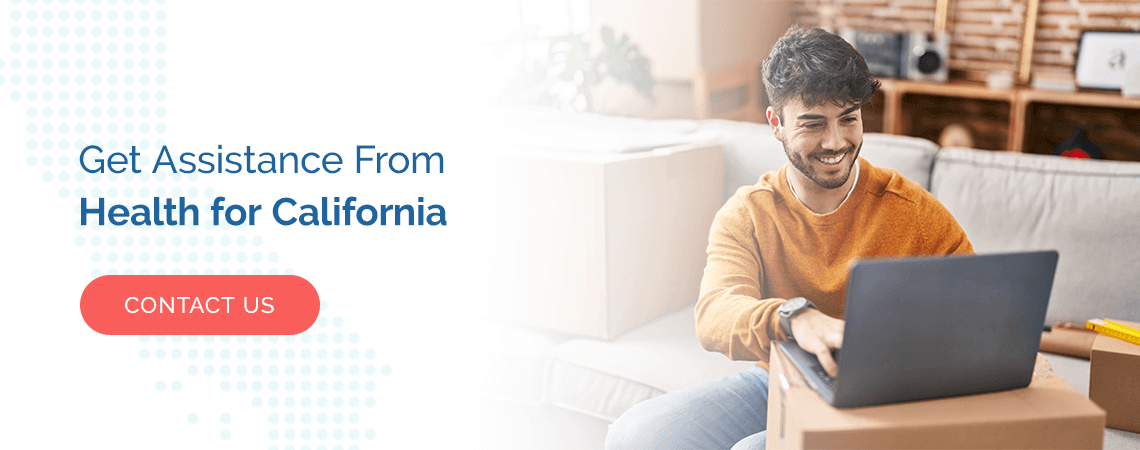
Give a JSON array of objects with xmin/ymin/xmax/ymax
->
[{"xmin": 868, "ymin": 78, "xmax": 1140, "ymax": 162}]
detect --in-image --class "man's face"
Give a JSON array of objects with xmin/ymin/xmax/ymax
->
[{"xmin": 768, "ymin": 98, "xmax": 863, "ymax": 190}]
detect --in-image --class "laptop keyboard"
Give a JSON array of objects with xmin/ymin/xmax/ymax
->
[
  {"xmin": 813, "ymin": 366, "xmax": 837, "ymax": 389},
  {"xmin": 778, "ymin": 342, "xmax": 840, "ymax": 401},
  {"xmin": 813, "ymin": 349, "xmax": 840, "ymax": 389}
]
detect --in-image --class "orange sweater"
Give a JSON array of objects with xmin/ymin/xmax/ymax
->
[{"xmin": 695, "ymin": 158, "xmax": 973, "ymax": 369}]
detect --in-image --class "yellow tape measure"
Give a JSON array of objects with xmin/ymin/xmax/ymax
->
[{"xmin": 1086, "ymin": 319, "xmax": 1140, "ymax": 346}]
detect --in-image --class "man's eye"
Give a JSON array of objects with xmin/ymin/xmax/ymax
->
[
  {"xmin": 842, "ymin": 117, "xmax": 858, "ymax": 124},
  {"xmin": 805, "ymin": 123, "xmax": 823, "ymax": 129}
]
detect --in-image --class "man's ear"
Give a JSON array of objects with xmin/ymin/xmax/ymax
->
[{"xmin": 766, "ymin": 107, "xmax": 782, "ymax": 142}]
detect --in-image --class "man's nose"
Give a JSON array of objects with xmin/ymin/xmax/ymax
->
[{"xmin": 822, "ymin": 123, "xmax": 846, "ymax": 151}]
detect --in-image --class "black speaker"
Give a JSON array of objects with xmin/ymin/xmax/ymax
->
[{"xmin": 905, "ymin": 32, "xmax": 949, "ymax": 83}]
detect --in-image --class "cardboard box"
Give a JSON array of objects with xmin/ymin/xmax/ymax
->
[
  {"xmin": 481, "ymin": 142, "xmax": 724, "ymax": 340},
  {"xmin": 767, "ymin": 347, "xmax": 1105, "ymax": 449},
  {"xmin": 1039, "ymin": 323, "xmax": 1097, "ymax": 359},
  {"xmin": 1090, "ymin": 318, "xmax": 1140, "ymax": 433}
]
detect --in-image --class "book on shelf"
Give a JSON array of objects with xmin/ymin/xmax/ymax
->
[{"xmin": 1032, "ymin": 71, "xmax": 1076, "ymax": 92}]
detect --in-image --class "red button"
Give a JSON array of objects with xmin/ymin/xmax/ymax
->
[{"xmin": 81, "ymin": 275, "xmax": 320, "ymax": 335}]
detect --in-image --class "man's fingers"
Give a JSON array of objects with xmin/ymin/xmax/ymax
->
[
  {"xmin": 802, "ymin": 340, "xmax": 840, "ymax": 378},
  {"xmin": 787, "ymin": 308, "xmax": 845, "ymax": 378},
  {"xmin": 824, "ymin": 326, "xmax": 844, "ymax": 350},
  {"xmin": 816, "ymin": 350, "xmax": 839, "ymax": 378}
]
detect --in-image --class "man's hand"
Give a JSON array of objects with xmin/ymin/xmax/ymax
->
[{"xmin": 789, "ymin": 309, "xmax": 845, "ymax": 378}]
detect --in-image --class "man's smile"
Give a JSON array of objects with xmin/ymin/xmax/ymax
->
[{"xmin": 816, "ymin": 153, "xmax": 846, "ymax": 166}]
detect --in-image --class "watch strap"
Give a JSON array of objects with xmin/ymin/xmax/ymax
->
[{"xmin": 779, "ymin": 297, "xmax": 816, "ymax": 341}]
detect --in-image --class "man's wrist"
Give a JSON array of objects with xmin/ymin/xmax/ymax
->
[{"xmin": 778, "ymin": 297, "xmax": 816, "ymax": 341}]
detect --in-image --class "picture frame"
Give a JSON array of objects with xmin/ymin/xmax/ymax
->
[{"xmin": 1074, "ymin": 30, "xmax": 1140, "ymax": 90}]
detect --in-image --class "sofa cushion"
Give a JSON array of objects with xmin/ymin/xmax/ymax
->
[
  {"xmin": 697, "ymin": 120, "xmax": 791, "ymax": 201},
  {"xmin": 544, "ymin": 306, "xmax": 757, "ymax": 421},
  {"xmin": 931, "ymin": 149, "xmax": 1140, "ymax": 324},
  {"xmin": 464, "ymin": 319, "xmax": 570, "ymax": 406},
  {"xmin": 860, "ymin": 133, "xmax": 940, "ymax": 190},
  {"xmin": 697, "ymin": 119, "xmax": 940, "ymax": 200}
]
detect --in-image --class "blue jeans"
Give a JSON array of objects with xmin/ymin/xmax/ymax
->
[{"xmin": 605, "ymin": 366, "xmax": 770, "ymax": 450}]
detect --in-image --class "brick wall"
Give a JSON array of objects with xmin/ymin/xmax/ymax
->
[
  {"xmin": 1034, "ymin": 0, "xmax": 1140, "ymax": 71},
  {"xmin": 793, "ymin": 0, "xmax": 1140, "ymax": 74}
]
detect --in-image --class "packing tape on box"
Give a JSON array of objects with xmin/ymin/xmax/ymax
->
[
  {"xmin": 1033, "ymin": 354, "xmax": 1058, "ymax": 378},
  {"xmin": 779, "ymin": 373, "xmax": 789, "ymax": 445},
  {"xmin": 780, "ymin": 365, "xmax": 809, "ymax": 388}
]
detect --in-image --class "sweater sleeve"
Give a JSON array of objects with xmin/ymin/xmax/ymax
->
[
  {"xmin": 694, "ymin": 195, "xmax": 788, "ymax": 363},
  {"xmin": 920, "ymin": 195, "xmax": 975, "ymax": 256}
]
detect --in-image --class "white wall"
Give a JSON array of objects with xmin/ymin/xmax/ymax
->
[
  {"xmin": 698, "ymin": 0, "xmax": 794, "ymax": 73},
  {"xmin": 589, "ymin": 0, "xmax": 702, "ymax": 81},
  {"xmin": 589, "ymin": 0, "xmax": 793, "ymax": 81}
]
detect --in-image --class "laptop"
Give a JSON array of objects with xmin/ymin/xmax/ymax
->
[{"xmin": 778, "ymin": 250, "xmax": 1059, "ymax": 408}]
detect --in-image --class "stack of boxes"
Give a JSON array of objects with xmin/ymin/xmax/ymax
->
[
  {"xmin": 767, "ymin": 317, "xmax": 1140, "ymax": 448},
  {"xmin": 766, "ymin": 349, "xmax": 1106, "ymax": 449}
]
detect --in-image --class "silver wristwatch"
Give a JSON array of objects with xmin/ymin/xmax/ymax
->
[{"xmin": 778, "ymin": 297, "xmax": 816, "ymax": 341}]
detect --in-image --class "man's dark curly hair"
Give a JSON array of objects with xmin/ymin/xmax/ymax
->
[{"xmin": 762, "ymin": 26, "xmax": 880, "ymax": 122}]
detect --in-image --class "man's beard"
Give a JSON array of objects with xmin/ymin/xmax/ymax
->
[{"xmin": 784, "ymin": 140, "xmax": 861, "ymax": 190}]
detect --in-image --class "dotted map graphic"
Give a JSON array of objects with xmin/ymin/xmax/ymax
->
[{"xmin": 7, "ymin": 1, "xmax": 391, "ymax": 448}]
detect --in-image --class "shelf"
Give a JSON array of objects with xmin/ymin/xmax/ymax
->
[
  {"xmin": 873, "ymin": 78, "xmax": 1140, "ymax": 161},
  {"xmin": 880, "ymin": 79, "xmax": 1017, "ymax": 102},
  {"xmin": 1020, "ymin": 89, "xmax": 1140, "ymax": 110}
]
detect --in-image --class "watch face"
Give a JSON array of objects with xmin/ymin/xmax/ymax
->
[{"xmin": 782, "ymin": 297, "xmax": 806, "ymax": 313}]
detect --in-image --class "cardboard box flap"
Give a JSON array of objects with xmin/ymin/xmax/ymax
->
[
  {"xmin": 782, "ymin": 355, "xmax": 1102, "ymax": 432},
  {"xmin": 771, "ymin": 349, "xmax": 1107, "ymax": 449}
]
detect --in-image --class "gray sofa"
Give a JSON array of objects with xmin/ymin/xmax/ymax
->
[{"xmin": 474, "ymin": 115, "xmax": 1140, "ymax": 449}]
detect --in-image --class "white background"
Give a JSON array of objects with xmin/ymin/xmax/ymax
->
[{"xmin": 0, "ymin": 1, "xmax": 511, "ymax": 448}]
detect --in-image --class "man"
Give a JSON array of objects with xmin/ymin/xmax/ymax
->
[{"xmin": 605, "ymin": 26, "xmax": 973, "ymax": 449}]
